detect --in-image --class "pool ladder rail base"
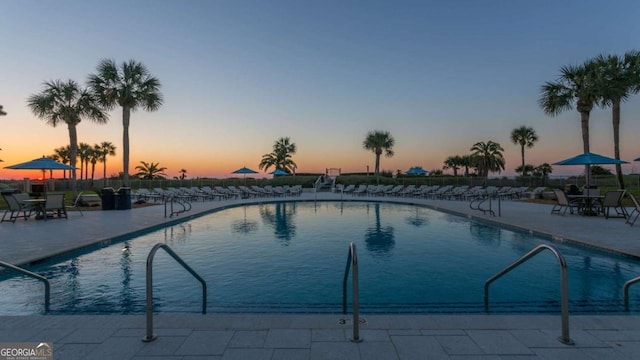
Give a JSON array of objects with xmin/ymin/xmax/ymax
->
[
  {"xmin": 143, "ymin": 243, "xmax": 207, "ymax": 342},
  {"xmin": 484, "ymin": 244, "xmax": 573, "ymax": 345}
]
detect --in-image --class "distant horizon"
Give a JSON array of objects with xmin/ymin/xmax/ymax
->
[{"xmin": 2, "ymin": 1, "xmax": 640, "ymax": 181}]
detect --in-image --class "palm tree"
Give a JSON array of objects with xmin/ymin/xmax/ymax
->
[
  {"xmin": 592, "ymin": 51, "xmax": 640, "ymax": 189},
  {"xmin": 89, "ymin": 145, "xmax": 100, "ymax": 185},
  {"xmin": 53, "ymin": 145, "xmax": 71, "ymax": 179},
  {"xmin": 77, "ymin": 142, "xmax": 93, "ymax": 181},
  {"xmin": 179, "ymin": 169, "xmax": 187, "ymax": 180},
  {"xmin": 0, "ymin": 105, "xmax": 6, "ymax": 116},
  {"xmin": 539, "ymin": 60, "xmax": 600, "ymax": 177},
  {"xmin": 135, "ymin": 161, "xmax": 167, "ymax": 179},
  {"xmin": 443, "ymin": 155, "xmax": 463, "ymax": 176},
  {"xmin": 97, "ymin": 141, "xmax": 116, "ymax": 185},
  {"xmin": 27, "ymin": 80, "xmax": 108, "ymax": 197},
  {"xmin": 460, "ymin": 154, "xmax": 473, "ymax": 177},
  {"xmin": 362, "ymin": 130, "xmax": 395, "ymax": 178},
  {"xmin": 510, "ymin": 126, "xmax": 538, "ymax": 176},
  {"xmin": 88, "ymin": 59, "xmax": 163, "ymax": 185},
  {"xmin": 258, "ymin": 137, "xmax": 298, "ymax": 173},
  {"xmin": 470, "ymin": 141, "xmax": 505, "ymax": 181}
]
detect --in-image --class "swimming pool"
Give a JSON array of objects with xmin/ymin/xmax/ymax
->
[{"xmin": 1, "ymin": 201, "xmax": 640, "ymax": 315}]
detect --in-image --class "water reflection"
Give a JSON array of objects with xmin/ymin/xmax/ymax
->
[
  {"xmin": 119, "ymin": 241, "xmax": 134, "ymax": 309},
  {"xmin": 232, "ymin": 206, "xmax": 258, "ymax": 234},
  {"xmin": 364, "ymin": 203, "xmax": 395, "ymax": 256},
  {"xmin": 405, "ymin": 207, "xmax": 428, "ymax": 227},
  {"xmin": 163, "ymin": 223, "xmax": 192, "ymax": 245},
  {"xmin": 469, "ymin": 222, "xmax": 502, "ymax": 247},
  {"xmin": 260, "ymin": 202, "xmax": 297, "ymax": 244}
]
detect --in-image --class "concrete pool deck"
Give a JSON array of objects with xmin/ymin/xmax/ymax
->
[{"xmin": 1, "ymin": 191, "xmax": 640, "ymax": 359}]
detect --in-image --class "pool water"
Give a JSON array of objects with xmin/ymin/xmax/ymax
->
[{"xmin": 1, "ymin": 201, "xmax": 640, "ymax": 315}]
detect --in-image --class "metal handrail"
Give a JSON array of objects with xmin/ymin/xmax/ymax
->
[
  {"xmin": 484, "ymin": 244, "xmax": 572, "ymax": 345},
  {"xmin": 143, "ymin": 243, "xmax": 207, "ymax": 342},
  {"xmin": 623, "ymin": 276, "xmax": 640, "ymax": 311},
  {"xmin": 164, "ymin": 196, "xmax": 192, "ymax": 218},
  {"xmin": 342, "ymin": 242, "xmax": 362, "ymax": 343},
  {"xmin": 0, "ymin": 260, "xmax": 50, "ymax": 312},
  {"xmin": 469, "ymin": 192, "xmax": 500, "ymax": 217}
]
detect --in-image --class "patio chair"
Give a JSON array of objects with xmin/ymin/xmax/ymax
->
[
  {"xmin": 625, "ymin": 193, "xmax": 640, "ymax": 226},
  {"xmin": 66, "ymin": 192, "xmax": 85, "ymax": 216},
  {"xmin": 598, "ymin": 190, "xmax": 628, "ymax": 219},
  {"xmin": 1, "ymin": 193, "xmax": 33, "ymax": 222},
  {"xmin": 44, "ymin": 193, "xmax": 67, "ymax": 220},
  {"xmin": 550, "ymin": 188, "xmax": 579, "ymax": 216}
]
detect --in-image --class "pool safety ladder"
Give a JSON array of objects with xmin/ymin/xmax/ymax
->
[
  {"xmin": 484, "ymin": 244, "xmax": 573, "ymax": 345},
  {"xmin": 164, "ymin": 196, "xmax": 192, "ymax": 218},
  {"xmin": 143, "ymin": 243, "xmax": 207, "ymax": 342},
  {"xmin": 0, "ymin": 260, "xmax": 50, "ymax": 312},
  {"xmin": 623, "ymin": 276, "xmax": 640, "ymax": 311},
  {"xmin": 469, "ymin": 193, "xmax": 501, "ymax": 217},
  {"xmin": 342, "ymin": 242, "xmax": 362, "ymax": 343}
]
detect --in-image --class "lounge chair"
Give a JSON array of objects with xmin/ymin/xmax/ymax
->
[
  {"xmin": 550, "ymin": 189, "xmax": 579, "ymax": 216},
  {"xmin": 597, "ymin": 190, "xmax": 628, "ymax": 219},
  {"xmin": 44, "ymin": 193, "xmax": 67, "ymax": 220},
  {"xmin": 626, "ymin": 193, "xmax": 640, "ymax": 226},
  {"xmin": 66, "ymin": 192, "xmax": 85, "ymax": 216},
  {"xmin": 1, "ymin": 193, "xmax": 33, "ymax": 222}
]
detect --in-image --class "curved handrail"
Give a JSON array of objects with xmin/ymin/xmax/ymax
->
[
  {"xmin": 164, "ymin": 196, "xmax": 192, "ymax": 218},
  {"xmin": 0, "ymin": 260, "xmax": 50, "ymax": 312},
  {"xmin": 342, "ymin": 242, "xmax": 362, "ymax": 343},
  {"xmin": 623, "ymin": 275, "xmax": 640, "ymax": 311},
  {"xmin": 484, "ymin": 244, "xmax": 572, "ymax": 345},
  {"xmin": 143, "ymin": 243, "xmax": 207, "ymax": 342}
]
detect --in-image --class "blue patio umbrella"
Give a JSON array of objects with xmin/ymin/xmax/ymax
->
[
  {"xmin": 553, "ymin": 152, "xmax": 628, "ymax": 166},
  {"xmin": 269, "ymin": 169, "xmax": 289, "ymax": 176},
  {"xmin": 232, "ymin": 166, "xmax": 258, "ymax": 184},
  {"xmin": 5, "ymin": 156, "xmax": 75, "ymax": 180},
  {"xmin": 406, "ymin": 166, "xmax": 427, "ymax": 175},
  {"xmin": 232, "ymin": 166, "xmax": 258, "ymax": 175}
]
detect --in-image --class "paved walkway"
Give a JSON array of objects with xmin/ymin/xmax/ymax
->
[{"xmin": 1, "ymin": 191, "xmax": 640, "ymax": 359}]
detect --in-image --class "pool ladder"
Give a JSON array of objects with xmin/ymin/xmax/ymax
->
[
  {"xmin": 143, "ymin": 243, "xmax": 206, "ymax": 342},
  {"xmin": 469, "ymin": 193, "xmax": 501, "ymax": 216},
  {"xmin": 164, "ymin": 196, "xmax": 192, "ymax": 218},
  {"xmin": 0, "ymin": 260, "xmax": 50, "ymax": 312},
  {"xmin": 623, "ymin": 276, "xmax": 640, "ymax": 311},
  {"xmin": 342, "ymin": 242, "xmax": 362, "ymax": 343},
  {"xmin": 484, "ymin": 244, "xmax": 573, "ymax": 345}
]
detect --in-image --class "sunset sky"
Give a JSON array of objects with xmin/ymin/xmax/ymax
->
[{"xmin": 2, "ymin": 0, "xmax": 640, "ymax": 180}]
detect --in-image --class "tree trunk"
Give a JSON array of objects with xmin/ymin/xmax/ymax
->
[
  {"xmin": 520, "ymin": 144, "xmax": 526, "ymax": 175},
  {"xmin": 103, "ymin": 159, "xmax": 108, "ymax": 187},
  {"xmin": 612, "ymin": 99, "xmax": 625, "ymax": 189},
  {"xmin": 122, "ymin": 106, "xmax": 131, "ymax": 185},
  {"xmin": 67, "ymin": 124, "xmax": 78, "ymax": 199},
  {"xmin": 579, "ymin": 109, "xmax": 591, "ymax": 184}
]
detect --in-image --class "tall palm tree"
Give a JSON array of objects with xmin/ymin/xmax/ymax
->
[
  {"xmin": 258, "ymin": 137, "xmax": 298, "ymax": 173},
  {"xmin": 510, "ymin": 126, "xmax": 539, "ymax": 176},
  {"xmin": 443, "ymin": 155, "xmax": 463, "ymax": 177},
  {"xmin": 88, "ymin": 59, "xmax": 163, "ymax": 185},
  {"xmin": 362, "ymin": 130, "xmax": 395, "ymax": 178},
  {"xmin": 593, "ymin": 51, "xmax": 640, "ymax": 189},
  {"xmin": 97, "ymin": 141, "xmax": 116, "ymax": 184},
  {"xmin": 135, "ymin": 161, "xmax": 167, "ymax": 179},
  {"xmin": 470, "ymin": 141, "xmax": 505, "ymax": 181},
  {"xmin": 27, "ymin": 80, "xmax": 108, "ymax": 197},
  {"xmin": 179, "ymin": 169, "xmax": 187, "ymax": 180},
  {"xmin": 539, "ymin": 60, "xmax": 600, "ymax": 177}
]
